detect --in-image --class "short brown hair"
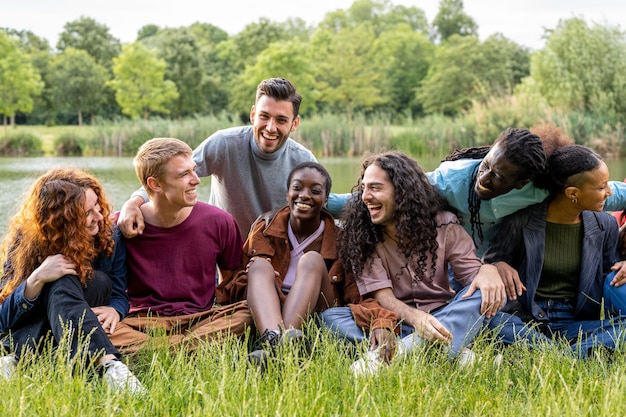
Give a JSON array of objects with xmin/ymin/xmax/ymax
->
[
  {"xmin": 134, "ymin": 138, "xmax": 193, "ymax": 197},
  {"xmin": 255, "ymin": 77, "xmax": 302, "ymax": 119}
]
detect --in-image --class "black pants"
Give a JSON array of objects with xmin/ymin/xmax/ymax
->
[{"xmin": 2, "ymin": 272, "xmax": 120, "ymax": 361}]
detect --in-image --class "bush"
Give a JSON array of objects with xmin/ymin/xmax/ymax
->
[
  {"xmin": 54, "ymin": 132, "xmax": 86, "ymax": 156},
  {"xmin": 0, "ymin": 132, "xmax": 43, "ymax": 156}
]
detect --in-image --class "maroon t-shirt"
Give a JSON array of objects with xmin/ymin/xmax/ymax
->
[{"xmin": 124, "ymin": 202, "xmax": 242, "ymax": 315}]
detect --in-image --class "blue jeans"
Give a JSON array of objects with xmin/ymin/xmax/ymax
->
[
  {"xmin": 488, "ymin": 286, "xmax": 626, "ymax": 358},
  {"xmin": 320, "ymin": 287, "xmax": 491, "ymax": 359},
  {"xmin": 603, "ymin": 270, "xmax": 626, "ymax": 315}
]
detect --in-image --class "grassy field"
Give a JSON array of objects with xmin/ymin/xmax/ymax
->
[{"xmin": 2, "ymin": 319, "xmax": 626, "ymax": 417}]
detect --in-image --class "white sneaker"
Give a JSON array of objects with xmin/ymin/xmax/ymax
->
[
  {"xmin": 103, "ymin": 360, "xmax": 145, "ymax": 394},
  {"xmin": 0, "ymin": 354, "xmax": 16, "ymax": 380},
  {"xmin": 351, "ymin": 349, "xmax": 385, "ymax": 377},
  {"xmin": 457, "ymin": 347, "xmax": 477, "ymax": 368}
]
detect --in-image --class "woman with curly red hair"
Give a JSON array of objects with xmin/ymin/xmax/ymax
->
[{"xmin": 0, "ymin": 168, "xmax": 143, "ymax": 393}]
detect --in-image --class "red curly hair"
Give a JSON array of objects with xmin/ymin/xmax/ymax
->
[{"xmin": 0, "ymin": 168, "xmax": 114, "ymax": 302}]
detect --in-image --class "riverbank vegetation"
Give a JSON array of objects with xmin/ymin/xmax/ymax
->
[
  {"xmin": 2, "ymin": 0, "xmax": 626, "ymax": 158},
  {"xmin": 2, "ymin": 95, "xmax": 623, "ymax": 159}
]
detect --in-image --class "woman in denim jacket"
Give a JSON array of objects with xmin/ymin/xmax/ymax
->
[
  {"xmin": 0, "ymin": 168, "xmax": 142, "ymax": 392},
  {"xmin": 484, "ymin": 145, "xmax": 626, "ymax": 357}
]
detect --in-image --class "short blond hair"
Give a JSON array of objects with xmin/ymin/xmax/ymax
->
[{"xmin": 134, "ymin": 138, "xmax": 193, "ymax": 197}]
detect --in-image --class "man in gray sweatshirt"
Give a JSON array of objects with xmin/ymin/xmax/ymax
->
[{"xmin": 117, "ymin": 77, "xmax": 345, "ymax": 238}]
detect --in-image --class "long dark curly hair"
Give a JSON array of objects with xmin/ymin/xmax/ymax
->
[
  {"xmin": 338, "ymin": 151, "xmax": 452, "ymax": 280},
  {"xmin": 0, "ymin": 168, "xmax": 114, "ymax": 302}
]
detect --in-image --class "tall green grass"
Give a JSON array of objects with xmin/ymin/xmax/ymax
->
[
  {"xmin": 4, "ymin": 96, "xmax": 626, "ymax": 159},
  {"xmin": 3, "ymin": 319, "xmax": 626, "ymax": 417}
]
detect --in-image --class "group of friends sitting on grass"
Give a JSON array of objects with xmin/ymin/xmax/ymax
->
[{"xmin": 2, "ymin": 78, "xmax": 626, "ymax": 394}]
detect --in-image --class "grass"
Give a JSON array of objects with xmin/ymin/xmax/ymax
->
[{"xmin": 2, "ymin": 320, "xmax": 626, "ymax": 417}]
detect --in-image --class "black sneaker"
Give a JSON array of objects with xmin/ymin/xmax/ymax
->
[
  {"xmin": 281, "ymin": 328, "xmax": 312, "ymax": 357},
  {"xmin": 248, "ymin": 329, "xmax": 281, "ymax": 372}
]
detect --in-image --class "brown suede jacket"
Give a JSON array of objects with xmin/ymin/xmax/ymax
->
[{"xmin": 216, "ymin": 206, "xmax": 397, "ymax": 333}]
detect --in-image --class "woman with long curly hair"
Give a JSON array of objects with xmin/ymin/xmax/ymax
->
[
  {"xmin": 326, "ymin": 151, "xmax": 505, "ymax": 375},
  {"xmin": 0, "ymin": 168, "xmax": 143, "ymax": 392}
]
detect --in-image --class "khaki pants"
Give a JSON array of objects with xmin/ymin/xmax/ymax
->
[{"xmin": 108, "ymin": 300, "xmax": 253, "ymax": 353}]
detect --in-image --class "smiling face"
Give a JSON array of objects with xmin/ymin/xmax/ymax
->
[
  {"xmin": 250, "ymin": 95, "xmax": 299, "ymax": 154},
  {"xmin": 287, "ymin": 167, "xmax": 328, "ymax": 222},
  {"xmin": 150, "ymin": 154, "xmax": 200, "ymax": 209},
  {"xmin": 84, "ymin": 187, "xmax": 104, "ymax": 236},
  {"xmin": 569, "ymin": 161, "xmax": 612, "ymax": 212},
  {"xmin": 474, "ymin": 142, "xmax": 528, "ymax": 200},
  {"xmin": 361, "ymin": 164, "xmax": 397, "ymax": 231}
]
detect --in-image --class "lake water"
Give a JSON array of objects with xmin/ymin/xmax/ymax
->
[{"xmin": 1, "ymin": 155, "xmax": 626, "ymax": 237}]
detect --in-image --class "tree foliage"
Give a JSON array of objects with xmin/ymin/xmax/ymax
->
[
  {"xmin": 530, "ymin": 17, "xmax": 626, "ymax": 117},
  {"xmin": 0, "ymin": 31, "xmax": 43, "ymax": 125},
  {"xmin": 145, "ymin": 27, "xmax": 208, "ymax": 117},
  {"xmin": 312, "ymin": 24, "xmax": 385, "ymax": 122},
  {"xmin": 48, "ymin": 48, "xmax": 109, "ymax": 125},
  {"xmin": 2, "ymin": 0, "xmax": 625, "ymax": 131},
  {"xmin": 432, "ymin": 0, "xmax": 478, "ymax": 43},
  {"xmin": 108, "ymin": 42, "xmax": 179, "ymax": 119},
  {"xmin": 57, "ymin": 16, "xmax": 121, "ymax": 69},
  {"xmin": 372, "ymin": 25, "xmax": 434, "ymax": 118},
  {"xmin": 418, "ymin": 34, "xmax": 528, "ymax": 116}
]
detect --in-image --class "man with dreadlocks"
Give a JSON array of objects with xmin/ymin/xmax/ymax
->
[
  {"xmin": 426, "ymin": 125, "xmax": 626, "ymax": 300},
  {"xmin": 325, "ymin": 151, "xmax": 505, "ymax": 376}
]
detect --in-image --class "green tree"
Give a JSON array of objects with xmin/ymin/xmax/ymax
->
[
  {"xmin": 372, "ymin": 25, "xmax": 434, "ymax": 118},
  {"xmin": 57, "ymin": 17, "xmax": 122, "ymax": 119},
  {"xmin": 144, "ymin": 27, "xmax": 208, "ymax": 117},
  {"xmin": 432, "ymin": 0, "xmax": 478, "ymax": 43},
  {"xmin": 318, "ymin": 0, "xmax": 429, "ymax": 36},
  {"xmin": 312, "ymin": 24, "xmax": 385, "ymax": 122},
  {"xmin": 137, "ymin": 24, "xmax": 160, "ymax": 41},
  {"xmin": 57, "ymin": 16, "xmax": 121, "ymax": 69},
  {"xmin": 108, "ymin": 42, "xmax": 179, "ymax": 120},
  {"xmin": 217, "ymin": 18, "xmax": 291, "ymax": 76},
  {"xmin": 4, "ymin": 29, "xmax": 55, "ymax": 125},
  {"xmin": 48, "ymin": 48, "xmax": 109, "ymax": 125},
  {"xmin": 418, "ymin": 34, "xmax": 527, "ymax": 116},
  {"xmin": 530, "ymin": 17, "xmax": 626, "ymax": 116},
  {"xmin": 0, "ymin": 31, "xmax": 43, "ymax": 127}
]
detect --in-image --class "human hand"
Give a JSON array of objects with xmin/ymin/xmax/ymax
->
[
  {"xmin": 494, "ymin": 261, "xmax": 525, "ymax": 300},
  {"xmin": 370, "ymin": 328, "xmax": 397, "ymax": 363},
  {"xmin": 246, "ymin": 257, "xmax": 279, "ymax": 278},
  {"xmin": 414, "ymin": 310, "xmax": 452, "ymax": 344},
  {"xmin": 117, "ymin": 196, "xmax": 145, "ymax": 238},
  {"xmin": 24, "ymin": 254, "xmax": 77, "ymax": 300},
  {"xmin": 463, "ymin": 263, "xmax": 506, "ymax": 318},
  {"xmin": 33, "ymin": 254, "xmax": 77, "ymax": 284},
  {"xmin": 91, "ymin": 306, "xmax": 121, "ymax": 334},
  {"xmin": 610, "ymin": 261, "xmax": 626, "ymax": 287}
]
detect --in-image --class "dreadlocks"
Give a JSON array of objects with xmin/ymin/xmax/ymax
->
[{"xmin": 442, "ymin": 128, "xmax": 546, "ymax": 246}]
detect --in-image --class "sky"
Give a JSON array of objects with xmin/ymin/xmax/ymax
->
[{"xmin": 3, "ymin": 0, "xmax": 626, "ymax": 51}]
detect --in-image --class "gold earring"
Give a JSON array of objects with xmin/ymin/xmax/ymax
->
[{"xmin": 571, "ymin": 198, "xmax": 577, "ymax": 204}]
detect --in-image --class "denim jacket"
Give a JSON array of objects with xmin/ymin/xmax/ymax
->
[
  {"xmin": 484, "ymin": 200, "xmax": 619, "ymax": 321},
  {"xmin": 0, "ymin": 227, "xmax": 128, "ymax": 333}
]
